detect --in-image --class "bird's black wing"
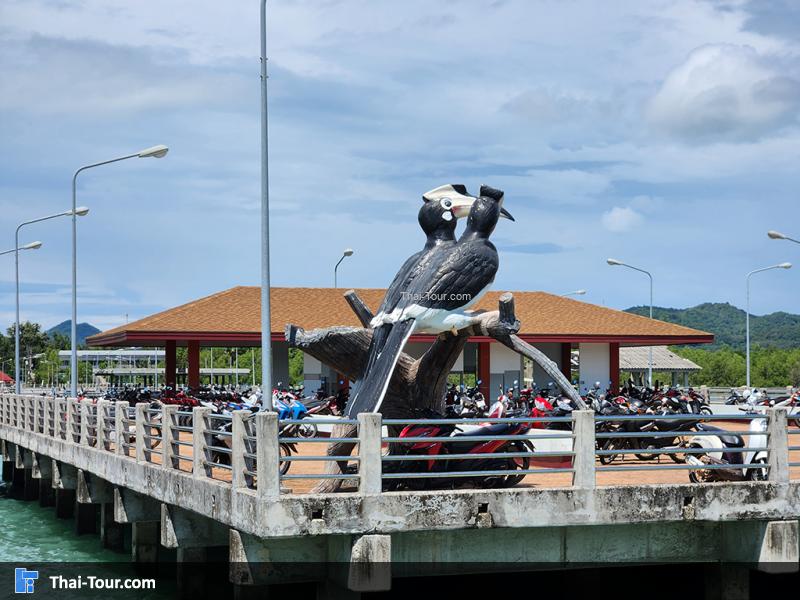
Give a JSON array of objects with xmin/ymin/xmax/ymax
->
[{"xmin": 404, "ymin": 240, "xmax": 499, "ymax": 311}]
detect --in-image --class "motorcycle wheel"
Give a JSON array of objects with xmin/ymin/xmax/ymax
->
[
  {"xmin": 279, "ymin": 443, "xmax": 291, "ymax": 475},
  {"xmin": 297, "ymin": 421, "xmax": 318, "ymax": 438},
  {"xmin": 502, "ymin": 442, "xmax": 531, "ymax": 487},
  {"xmin": 700, "ymin": 406, "xmax": 713, "ymax": 416},
  {"xmin": 669, "ymin": 437, "xmax": 687, "ymax": 464},
  {"xmin": 599, "ymin": 439, "xmax": 620, "ymax": 465},
  {"xmin": 746, "ymin": 457, "xmax": 768, "ymax": 481}
]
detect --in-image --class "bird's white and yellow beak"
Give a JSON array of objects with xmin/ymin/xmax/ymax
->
[{"xmin": 450, "ymin": 195, "xmax": 476, "ymax": 218}]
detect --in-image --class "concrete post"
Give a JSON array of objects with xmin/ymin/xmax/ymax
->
[
  {"xmin": 42, "ymin": 396, "xmax": 51, "ymax": 436},
  {"xmin": 135, "ymin": 403, "xmax": 147, "ymax": 462},
  {"xmin": 358, "ymin": 413, "xmax": 383, "ymax": 495},
  {"xmin": 66, "ymin": 398, "xmax": 77, "ymax": 443},
  {"xmin": 54, "ymin": 398, "xmax": 64, "ymax": 439},
  {"xmin": 75, "ymin": 501, "xmax": 98, "ymax": 535},
  {"xmin": 232, "ymin": 411, "xmax": 250, "ymax": 489},
  {"xmin": 96, "ymin": 399, "xmax": 109, "ymax": 450},
  {"xmin": 132, "ymin": 521, "xmax": 160, "ymax": 565},
  {"xmin": 33, "ymin": 395, "xmax": 40, "ymax": 434},
  {"xmin": 572, "ymin": 410, "xmax": 596, "ymax": 489},
  {"xmin": 256, "ymin": 411, "xmax": 280, "ymax": 500},
  {"xmin": 80, "ymin": 399, "xmax": 91, "ymax": 446},
  {"xmin": 116, "ymin": 401, "xmax": 129, "ymax": 456},
  {"xmin": 767, "ymin": 407, "xmax": 789, "ymax": 483},
  {"xmin": 162, "ymin": 405, "xmax": 178, "ymax": 470},
  {"xmin": 192, "ymin": 407, "xmax": 212, "ymax": 479},
  {"xmin": 32, "ymin": 454, "xmax": 54, "ymax": 507},
  {"xmin": 348, "ymin": 534, "xmax": 391, "ymax": 592}
]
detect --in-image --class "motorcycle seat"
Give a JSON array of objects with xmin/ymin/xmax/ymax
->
[
  {"xmin": 454, "ymin": 423, "xmax": 517, "ymax": 438},
  {"xmin": 697, "ymin": 423, "xmax": 744, "ymax": 447}
]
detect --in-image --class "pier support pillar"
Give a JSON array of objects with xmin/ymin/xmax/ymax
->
[
  {"xmin": 31, "ymin": 453, "xmax": 54, "ymax": 507},
  {"xmin": 1, "ymin": 460, "xmax": 12, "ymax": 482},
  {"xmin": 704, "ymin": 565, "xmax": 749, "ymax": 600},
  {"xmin": 176, "ymin": 548, "xmax": 208, "ymax": 600},
  {"xmin": 101, "ymin": 503, "xmax": 125, "ymax": 552},
  {"xmin": 132, "ymin": 521, "xmax": 160, "ymax": 565},
  {"xmin": 23, "ymin": 468, "xmax": 39, "ymax": 501},
  {"xmin": 113, "ymin": 487, "xmax": 160, "ymax": 524},
  {"xmin": 52, "ymin": 460, "xmax": 77, "ymax": 519},
  {"xmin": 75, "ymin": 502, "xmax": 98, "ymax": 535}
]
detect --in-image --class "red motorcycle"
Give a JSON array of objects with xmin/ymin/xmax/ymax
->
[{"xmin": 382, "ymin": 412, "xmax": 534, "ymax": 491}]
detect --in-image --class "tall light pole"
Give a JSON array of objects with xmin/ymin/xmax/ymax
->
[
  {"xmin": 561, "ymin": 289, "xmax": 586, "ymax": 298},
  {"xmin": 607, "ymin": 258, "xmax": 654, "ymax": 386},
  {"xmin": 334, "ymin": 248, "xmax": 354, "ymax": 288},
  {"xmin": 15, "ymin": 208, "xmax": 90, "ymax": 394},
  {"xmin": 745, "ymin": 262, "xmax": 792, "ymax": 388},
  {"xmin": 260, "ymin": 0, "xmax": 273, "ymax": 408},
  {"xmin": 768, "ymin": 230, "xmax": 800, "ymax": 245},
  {"xmin": 71, "ymin": 145, "xmax": 168, "ymax": 397},
  {"xmin": 2, "ymin": 241, "xmax": 39, "ymax": 392}
]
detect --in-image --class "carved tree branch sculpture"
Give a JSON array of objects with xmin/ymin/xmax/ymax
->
[{"xmin": 286, "ymin": 290, "xmax": 584, "ymax": 493}]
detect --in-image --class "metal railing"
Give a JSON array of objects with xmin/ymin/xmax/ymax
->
[{"xmin": 0, "ymin": 393, "xmax": 796, "ymax": 497}]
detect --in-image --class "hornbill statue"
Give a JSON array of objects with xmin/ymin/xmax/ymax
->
[{"xmin": 346, "ymin": 184, "xmax": 513, "ymax": 416}]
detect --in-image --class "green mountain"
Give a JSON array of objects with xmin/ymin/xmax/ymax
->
[
  {"xmin": 624, "ymin": 303, "xmax": 800, "ymax": 350},
  {"xmin": 46, "ymin": 321, "xmax": 101, "ymax": 345}
]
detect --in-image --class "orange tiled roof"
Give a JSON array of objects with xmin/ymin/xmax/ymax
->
[{"xmin": 87, "ymin": 286, "xmax": 713, "ymax": 347}]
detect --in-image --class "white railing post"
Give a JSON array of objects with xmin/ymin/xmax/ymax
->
[
  {"xmin": 231, "ymin": 411, "xmax": 250, "ymax": 489},
  {"xmin": 767, "ymin": 407, "xmax": 789, "ymax": 483},
  {"xmin": 43, "ymin": 397, "xmax": 51, "ymax": 436},
  {"xmin": 572, "ymin": 410, "xmax": 596, "ymax": 489},
  {"xmin": 135, "ymin": 403, "xmax": 147, "ymax": 462},
  {"xmin": 115, "ymin": 401, "xmax": 129, "ymax": 456},
  {"xmin": 33, "ymin": 396, "xmax": 41, "ymax": 434},
  {"xmin": 192, "ymin": 407, "xmax": 212, "ymax": 479},
  {"xmin": 256, "ymin": 411, "xmax": 280, "ymax": 500},
  {"xmin": 358, "ymin": 413, "xmax": 383, "ymax": 495},
  {"xmin": 66, "ymin": 398, "xmax": 76, "ymax": 443},
  {"xmin": 161, "ymin": 405, "xmax": 178, "ymax": 470},
  {"xmin": 96, "ymin": 400, "xmax": 109, "ymax": 450},
  {"xmin": 80, "ymin": 399, "xmax": 91, "ymax": 445}
]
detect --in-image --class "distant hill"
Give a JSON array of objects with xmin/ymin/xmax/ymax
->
[
  {"xmin": 46, "ymin": 321, "xmax": 101, "ymax": 345},
  {"xmin": 625, "ymin": 303, "xmax": 800, "ymax": 350}
]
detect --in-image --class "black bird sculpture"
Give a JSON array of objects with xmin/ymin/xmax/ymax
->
[{"xmin": 346, "ymin": 184, "xmax": 513, "ymax": 416}]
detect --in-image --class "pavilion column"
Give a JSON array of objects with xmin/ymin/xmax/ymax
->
[
  {"xmin": 477, "ymin": 341, "xmax": 491, "ymax": 400},
  {"xmin": 188, "ymin": 341, "xmax": 200, "ymax": 389},
  {"xmin": 609, "ymin": 342, "xmax": 620, "ymax": 394},
  {"xmin": 560, "ymin": 343, "xmax": 572, "ymax": 381},
  {"xmin": 165, "ymin": 341, "xmax": 177, "ymax": 388}
]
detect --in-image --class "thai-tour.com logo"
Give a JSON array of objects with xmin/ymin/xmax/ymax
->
[
  {"xmin": 15, "ymin": 568, "xmax": 38, "ymax": 594},
  {"xmin": 14, "ymin": 568, "xmax": 156, "ymax": 594}
]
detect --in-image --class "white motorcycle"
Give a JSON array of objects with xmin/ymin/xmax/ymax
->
[{"xmin": 685, "ymin": 398, "xmax": 791, "ymax": 482}]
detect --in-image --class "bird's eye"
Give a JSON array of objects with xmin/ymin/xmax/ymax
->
[{"xmin": 441, "ymin": 198, "xmax": 453, "ymax": 209}]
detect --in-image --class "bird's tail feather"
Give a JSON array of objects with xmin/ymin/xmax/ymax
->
[{"xmin": 345, "ymin": 319, "xmax": 415, "ymax": 417}]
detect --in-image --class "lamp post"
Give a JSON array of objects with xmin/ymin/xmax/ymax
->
[
  {"xmin": 259, "ymin": 0, "xmax": 273, "ymax": 409},
  {"xmin": 15, "ymin": 208, "xmax": 89, "ymax": 394},
  {"xmin": 607, "ymin": 258, "xmax": 654, "ymax": 386},
  {"xmin": 745, "ymin": 262, "xmax": 792, "ymax": 388},
  {"xmin": 334, "ymin": 248, "xmax": 354, "ymax": 288},
  {"xmin": 768, "ymin": 230, "xmax": 800, "ymax": 245},
  {"xmin": 71, "ymin": 145, "xmax": 168, "ymax": 397},
  {"xmin": 561, "ymin": 289, "xmax": 586, "ymax": 298}
]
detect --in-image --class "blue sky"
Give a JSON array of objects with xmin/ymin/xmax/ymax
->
[{"xmin": 1, "ymin": 0, "xmax": 799, "ymax": 332}]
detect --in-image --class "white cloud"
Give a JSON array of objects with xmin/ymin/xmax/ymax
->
[
  {"xmin": 647, "ymin": 43, "xmax": 800, "ymax": 143},
  {"xmin": 601, "ymin": 206, "xmax": 644, "ymax": 232}
]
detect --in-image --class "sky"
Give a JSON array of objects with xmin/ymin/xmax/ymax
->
[{"xmin": 1, "ymin": 0, "xmax": 799, "ymax": 333}]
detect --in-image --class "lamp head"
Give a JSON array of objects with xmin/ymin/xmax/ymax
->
[
  {"xmin": 22, "ymin": 241, "xmax": 43, "ymax": 250},
  {"xmin": 343, "ymin": 248, "xmax": 354, "ymax": 257},
  {"xmin": 768, "ymin": 230, "xmax": 786, "ymax": 240},
  {"xmin": 778, "ymin": 262, "xmax": 792, "ymax": 269},
  {"xmin": 574, "ymin": 289, "xmax": 587, "ymax": 295},
  {"xmin": 68, "ymin": 206, "xmax": 90, "ymax": 217},
  {"xmin": 138, "ymin": 144, "xmax": 169, "ymax": 158},
  {"xmin": 607, "ymin": 258, "xmax": 623, "ymax": 266}
]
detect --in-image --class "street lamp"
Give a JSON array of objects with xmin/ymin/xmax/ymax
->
[
  {"xmin": 745, "ymin": 262, "xmax": 792, "ymax": 388},
  {"xmin": 71, "ymin": 146, "xmax": 167, "ymax": 397},
  {"xmin": 334, "ymin": 248, "xmax": 354, "ymax": 288},
  {"xmin": 0, "ymin": 241, "xmax": 42, "ymax": 256},
  {"xmin": 768, "ymin": 230, "xmax": 800, "ymax": 245},
  {"xmin": 607, "ymin": 258, "xmax": 654, "ymax": 386},
  {"xmin": 561, "ymin": 289, "xmax": 586, "ymax": 297},
  {"xmin": 15, "ymin": 208, "xmax": 90, "ymax": 394},
  {"xmin": 259, "ymin": 0, "xmax": 273, "ymax": 409}
]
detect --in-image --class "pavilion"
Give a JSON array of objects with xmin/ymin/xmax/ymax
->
[{"xmin": 87, "ymin": 286, "xmax": 713, "ymax": 397}]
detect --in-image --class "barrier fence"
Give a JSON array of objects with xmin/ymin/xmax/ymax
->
[{"xmin": 0, "ymin": 393, "xmax": 796, "ymax": 498}]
